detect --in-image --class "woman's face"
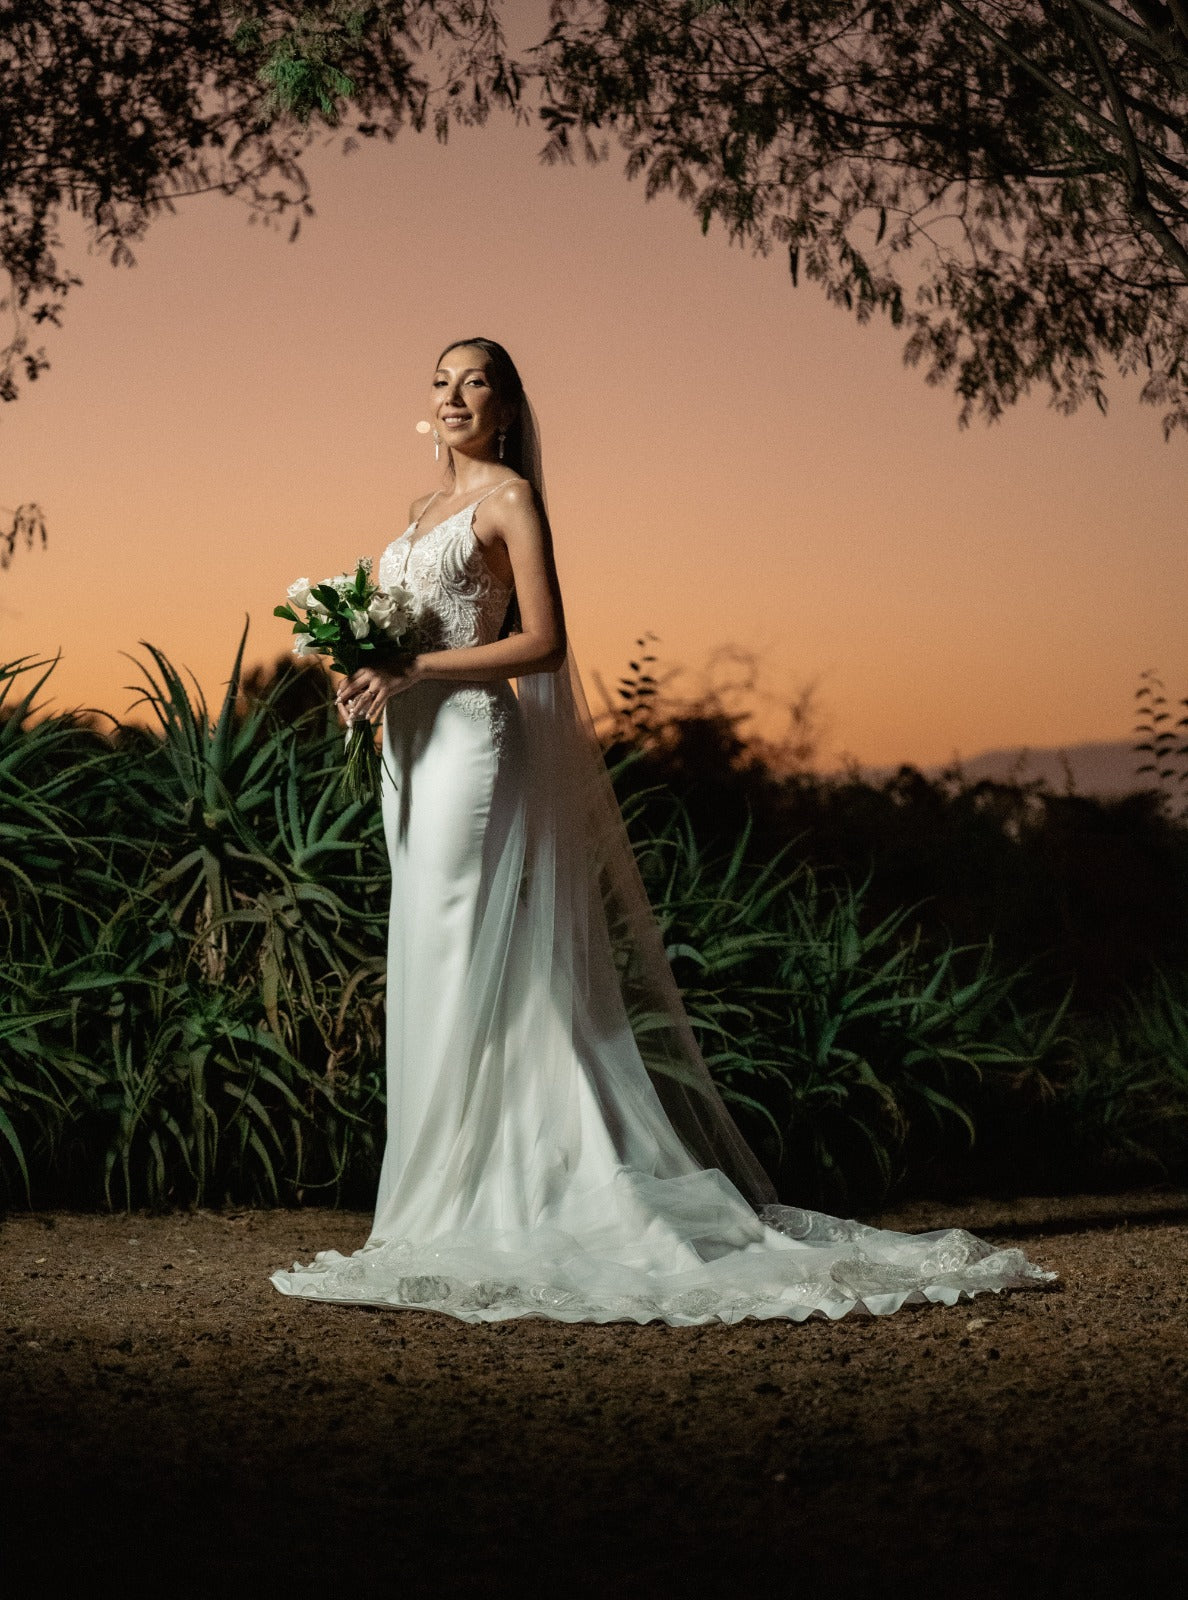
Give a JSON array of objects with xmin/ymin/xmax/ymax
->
[{"xmin": 431, "ymin": 344, "xmax": 506, "ymax": 459}]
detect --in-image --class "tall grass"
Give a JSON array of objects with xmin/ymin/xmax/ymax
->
[{"xmin": 2, "ymin": 640, "xmax": 1187, "ymax": 1213}]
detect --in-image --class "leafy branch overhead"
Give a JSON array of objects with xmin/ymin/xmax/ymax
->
[
  {"xmin": 1, "ymin": 502, "xmax": 46, "ymax": 570},
  {"xmin": 538, "ymin": 1, "xmax": 1188, "ymax": 433},
  {"xmin": 0, "ymin": 1, "xmax": 518, "ymax": 401},
  {"xmin": 2, "ymin": 2, "xmax": 1187, "ymax": 433}
]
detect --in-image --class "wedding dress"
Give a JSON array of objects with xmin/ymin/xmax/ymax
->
[{"xmin": 271, "ymin": 437, "xmax": 1056, "ymax": 1326}]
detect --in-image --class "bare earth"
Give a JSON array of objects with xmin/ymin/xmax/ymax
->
[{"xmin": 3, "ymin": 1190, "xmax": 1187, "ymax": 1599}]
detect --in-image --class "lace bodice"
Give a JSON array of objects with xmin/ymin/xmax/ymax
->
[
  {"xmin": 379, "ymin": 494, "xmax": 514, "ymax": 651},
  {"xmin": 379, "ymin": 490, "xmax": 517, "ymax": 752}
]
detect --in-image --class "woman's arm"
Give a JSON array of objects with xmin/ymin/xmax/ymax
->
[
  {"xmin": 418, "ymin": 479, "xmax": 565, "ymax": 681},
  {"xmin": 336, "ymin": 480, "xmax": 565, "ymax": 723}
]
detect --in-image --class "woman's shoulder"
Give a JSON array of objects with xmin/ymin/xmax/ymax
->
[
  {"xmin": 480, "ymin": 474, "xmax": 537, "ymax": 518},
  {"xmin": 409, "ymin": 489, "xmax": 438, "ymax": 523}
]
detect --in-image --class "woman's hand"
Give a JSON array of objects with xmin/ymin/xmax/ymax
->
[{"xmin": 335, "ymin": 658, "xmax": 423, "ymax": 724}]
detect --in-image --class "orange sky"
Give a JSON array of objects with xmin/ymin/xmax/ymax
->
[{"xmin": 2, "ymin": 100, "xmax": 1185, "ymax": 769}]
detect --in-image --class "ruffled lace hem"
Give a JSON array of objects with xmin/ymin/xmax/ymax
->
[{"xmin": 269, "ymin": 1202, "xmax": 1057, "ymax": 1327}]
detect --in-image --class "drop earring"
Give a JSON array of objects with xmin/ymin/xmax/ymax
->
[
  {"xmin": 433, "ymin": 427, "xmax": 441, "ymax": 463},
  {"xmin": 497, "ymin": 429, "xmax": 506, "ymax": 462}
]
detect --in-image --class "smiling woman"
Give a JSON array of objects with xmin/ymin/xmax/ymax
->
[
  {"xmin": 434, "ymin": 342, "xmax": 512, "ymax": 459},
  {"xmin": 269, "ymin": 335, "xmax": 1058, "ymax": 1326},
  {"xmin": 333, "ymin": 338, "xmax": 565, "ymax": 728}
]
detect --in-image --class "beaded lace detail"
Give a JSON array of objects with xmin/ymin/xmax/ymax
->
[
  {"xmin": 379, "ymin": 500, "xmax": 516, "ymax": 752},
  {"xmin": 275, "ymin": 1203, "xmax": 1056, "ymax": 1326}
]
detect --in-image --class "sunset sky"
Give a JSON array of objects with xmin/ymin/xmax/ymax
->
[{"xmin": 2, "ymin": 87, "xmax": 1184, "ymax": 771}]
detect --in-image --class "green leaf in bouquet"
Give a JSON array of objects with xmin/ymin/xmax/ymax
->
[
  {"xmin": 273, "ymin": 605, "xmax": 298, "ymax": 622},
  {"xmin": 311, "ymin": 584, "xmax": 343, "ymax": 612}
]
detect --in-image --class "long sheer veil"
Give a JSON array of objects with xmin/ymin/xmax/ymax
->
[{"xmin": 512, "ymin": 395, "xmax": 778, "ymax": 1211}]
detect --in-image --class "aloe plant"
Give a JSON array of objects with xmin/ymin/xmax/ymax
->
[
  {"xmin": 1060, "ymin": 968, "xmax": 1188, "ymax": 1183},
  {"xmin": 0, "ymin": 640, "xmax": 390, "ymax": 1208},
  {"xmin": 2, "ymin": 638, "xmax": 1186, "ymax": 1211}
]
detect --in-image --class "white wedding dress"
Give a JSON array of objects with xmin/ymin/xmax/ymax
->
[{"xmin": 271, "ymin": 487, "xmax": 1056, "ymax": 1325}]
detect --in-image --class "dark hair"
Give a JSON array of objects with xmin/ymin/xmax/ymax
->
[
  {"xmin": 434, "ymin": 336, "xmax": 527, "ymax": 479},
  {"xmin": 435, "ymin": 336, "xmax": 527, "ymax": 639}
]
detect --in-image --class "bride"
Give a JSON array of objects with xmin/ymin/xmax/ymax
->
[{"xmin": 270, "ymin": 337, "xmax": 1055, "ymax": 1325}]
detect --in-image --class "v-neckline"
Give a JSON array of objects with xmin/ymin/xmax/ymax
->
[{"xmin": 402, "ymin": 494, "xmax": 488, "ymax": 556}]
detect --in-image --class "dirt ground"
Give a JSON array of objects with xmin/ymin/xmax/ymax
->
[{"xmin": 2, "ymin": 1189, "xmax": 1186, "ymax": 1600}]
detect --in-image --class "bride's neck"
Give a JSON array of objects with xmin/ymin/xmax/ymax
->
[{"xmin": 447, "ymin": 450, "xmax": 501, "ymax": 496}]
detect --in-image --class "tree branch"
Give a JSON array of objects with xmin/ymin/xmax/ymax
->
[
  {"xmin": 1066, "ymin": 0, "xmax": 1188, "ymax": 276},
  {"xmin": 1166, "ymin": 1, "xmax": 1188, "ymax": 48},
  {"xmin": 1072, "ymin": 0, "xmax": 1188, "ymax": 86}
]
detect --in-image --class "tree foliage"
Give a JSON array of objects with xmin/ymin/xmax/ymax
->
[
  {"xmin": 1, "ymin": 502, "xmax": 47, "ymax": 569},
  {"xmin": 0, "ymin": 1, "xmax": 517, "ymax": 402},
  {"xmin": 538, "ymin": 1, "xmax": 1188, "ymax": 433},
  {"xmin": 2, "ymin": 2, "xmax": 1187, "ymax": 432}
]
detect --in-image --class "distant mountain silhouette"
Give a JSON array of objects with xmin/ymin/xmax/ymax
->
[{"xmin": 858, "ymin": 738, "xmax": 1147, "ymax": 797}]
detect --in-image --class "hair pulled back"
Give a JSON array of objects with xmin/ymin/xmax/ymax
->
[
  {"xmin": 435, "ymin": 336, "xmax": 529, "ymax": 639},
  {"xmin": 435, "ymin": 336, "xmax": 527, "ymax": 480}
]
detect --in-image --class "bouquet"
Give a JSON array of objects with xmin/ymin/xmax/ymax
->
[{"xmin": 275, "ymin": 559, "xmax": 419, "ymax": 803}]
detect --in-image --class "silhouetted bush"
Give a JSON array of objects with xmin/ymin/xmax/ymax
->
[{"xmin": 607, "ymin": 709, "xmax": 1188, "ymax": 1017}]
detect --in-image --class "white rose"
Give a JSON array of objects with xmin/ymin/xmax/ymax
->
[
  {"xmin": 381, "ymin": 586, "xmax": 415, "ymax": 634},
  {"xmin": 292, "ymin": 631, "xmax": 317, "ymax": 657},
  {"xmin": 347, "ymin": 605, "xmax": 370, "ymax": 640},
  {"xmin": 287, "ymin": 577, "xmax": 312, "ymax": 609},
  {"xmin": 371, "ymin": 593, "xmax": 412, "ymax": 640}
]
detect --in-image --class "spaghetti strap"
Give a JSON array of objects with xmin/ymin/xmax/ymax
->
[
  {"xmin": 411, "ymin": 489, "xmax": 440, "ymax": 533},
  {"xmin": 405, "ymin": 481, "xmax": 513, "ymax": 553},
  {"xmin": 470, "ymin": 481, "xmax": 510, "ymax": 513}
]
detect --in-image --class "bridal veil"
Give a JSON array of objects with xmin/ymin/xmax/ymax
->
[{"xmin": 508, "ymin": 394, "xmax": 777, "ymax": 1210}]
